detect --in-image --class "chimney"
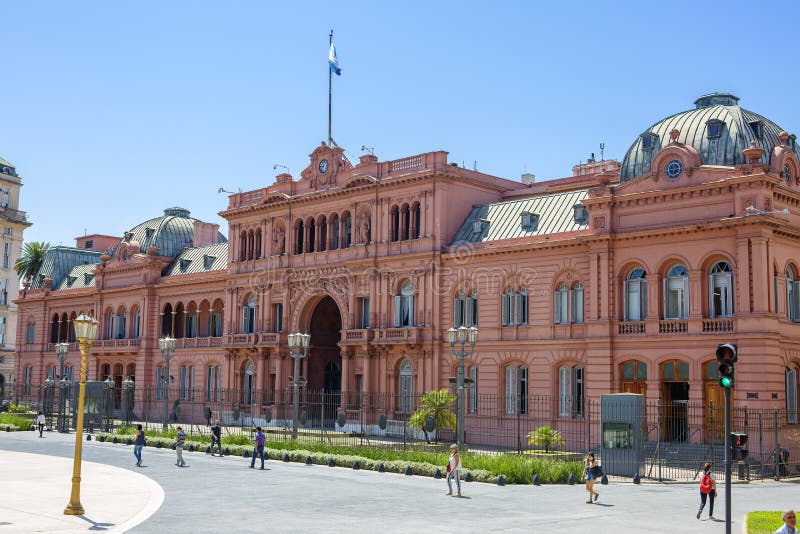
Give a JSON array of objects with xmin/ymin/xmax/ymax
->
[
  {"xmin": 521, "ymin": 173, "xmax": 536, "ymax": 185},
  {"xmin": 358, "ymin": 154, "xmax": 378, "ymax": 166},
  {"xmin": 193, "ymin": 221, "xmax": 220, "ymax": 247}
]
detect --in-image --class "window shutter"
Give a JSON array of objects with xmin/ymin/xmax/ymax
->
[
  {"xmin": 641, "ymin": 279, "xmax": 648, "ymax": 320},
  {"xmin": 774, "ymin": 275, "xmax": 780, "ymax": 315},
  {"xmin": 471, "ymin": 293, "xmax": 478, "ymax": 327},
  {"xmin": 454, "ymin": 296, "xmax": 463, "ymax": 327},
  {"xmin": 554, "ymin": 291, "xmax": 561, "ymax": 324},
  {"xmin": 393, "ymin": 295, "xmax": 401, "ymax": 327},
  {"xmin": 559, "ymin": 366, "xmax": 569, "ymax": 417},
  {"xmin": 787, "ymin": 369, "xmax": 798, "ymax": 424},
  {"xmin": 514, "ymin": 292, "xmax": 523, "ymax": 325},
  {"xmin": 725, "ymin": 272, "xmax": 733, "ymax": 316},
  {"xmin": 623, "ymin": 280, "xmax": 630, "ymax": 321},
  {"xmin": 708, "ymin": 274, "xmax": 715, "ymax": 317},
  {"xmin": 409, "ymin": 294, "xmax": 414, "ymax": 326},
  {"xmin": 505, "ymin": 367, "xmax": 515, "ymax": 414},
  {"xmin": 794, "ymin": 281, "xmax": 800, "ymax": 322},
  {"xmin": 501, "ymin": 293, "xmax": 510, "ymax": 326},
  {"xmin": 571, "ymin": 366, "xmax": 579, "ymax": 417},
  {"xmin": 663, "ymin": 277, "xmax": 668, "ymax": 318}
]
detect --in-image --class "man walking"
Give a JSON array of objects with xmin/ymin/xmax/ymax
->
[
  {"xmin": 210, "ymin": 419, "xmax": 222, "ymax": 456},
  {"xmin": 36, "ymin": 411, "xmax": 45, "ymax": 438},
  {"xmin": 174, "ymin": 426, "xmax": 187, "ymax": 467},
  {"xmin": 775, "ymin": 510, "xmax": 797, "ymax": 534},
  {"xmin": 250, "ymin": 426, "xmax": 266, "ymax": 470}
]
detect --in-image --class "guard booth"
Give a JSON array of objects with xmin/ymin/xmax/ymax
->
[
  {"xmin": 71, "ymin": 381, "xmax": 108, "ymax": 433},
  {"xmin": 600, "ymin": 393, "xmax": 645, "ymax": 477}
]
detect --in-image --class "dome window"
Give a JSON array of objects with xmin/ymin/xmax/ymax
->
[
  {"xmin": 749, "ymin": 120, "xmax": 763, "ymax": 139},
  {"xmin": 572, "ymin": 204, "xmax": 588, "ymax": 225},
  {"xmin": 785, "ymin": 164, "xmax": 794, "ymax": 185},
  {"xmin": 520, "ymin": 211, "xmax": 539, "ymax": 231},
  {"xmin": 641, "ymin": 133, "xmax": 658, "ymax": 151},
  {"xmin": 706, "ymin": 119, "xmax": 724, "ymax": 139},
  {"xmin": 665, "ymin": 159, "xmax": 683, "ymax": 179},
  {"xmin": 472, "ymin": 219, "xmax": 489, "ymax": 234}
]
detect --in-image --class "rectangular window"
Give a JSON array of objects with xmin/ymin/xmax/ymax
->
[
  {"xmin": 394, "ymin": 294, "xmax": 414, "ymax": 327},
  {"xmin": 559, "ymin": 365, "xmax": 584, "ymax": 417},
  {"xmin": 0, "ymin": 279, "xmax": 7, "ymax": 306},
  {"xmin": 468, "ymin": 366, "xmax": 478, "ymax": 414},
  {"xmin": 0, "ymin": 316, "xmax": 6, "ymax": 345},
  {"xmin": 358, "ymin": 297, "xmax": 370, "ymax": 329},
  {"xmin": 2, "ymin": 243, "xmax": 8, "ymax": 269},
  {"xmin": 180, "ymin": 366, "xmax": 188, "ymax": 400},
  {"xmin": 710, "ymin": 273, "xmax": 733, "ymax": 318},
  {"xmin": 133, "ymin": 311, "xmax": 140, "ymax": 338},
  {"xmin": 186, "ymin": 315, "xmax": 197, "ymax": 338},
  {"xmin": 554, "ymin": 288, "xmax": 568, "ymax": 324},
  {"xmin": 47, "ymin": 366, "xmax": 56, "ymax": 380},
  {"xmin": 571, "ymin": 286, "xmax": 584, "ymax": 324},
  {"xmin": 501, "ymin": 292, "xmax": 511, "ymax": 326},
  {"xmin": 64, "ymin": 366, "xmax": 73, "ymax": 381},
  {"xmin": 787, "ymin": 369, "xmax": 798, "ymax": 424},
  {"xmin": 505, "ymin": 366, "xmax": 527, "ymax": 415},
  {"xmin": 25, "ymin": 322, "xmax": 35, "ymax": 343},
  {"xmin": 3, "ymin": 227, "xmax": 11, "ymax": 236},
  {"xmin": 272, "ymin": 303, "xmax": 283, "ymax": 333},
  {"xmin": 624, "ymin": 280, "xmax": 647, "ymax": 321},
  {"xmin": 454, "ymin": 295, "xmax": 464, "ymax": 328},
  {"xmin": 664, "ymin": 277, "xmax": 689, "ymax": 319},
  {"xmin": 516, "ymin": 290, "xmax": 528, "ymax": 325},
  {"xmin": 206, "ymin": 366, "xmax": 221, "ymax": 402},
  {"xmin": 210, "ymin": 312, "xmax": 222, "ymax": 337},
  {"xmin": 24, "ymin": 367, "xmax": 32, "ymax": 394},
  {"xmin": 85, "ymin": 239, "xmax": 93, "ymax": 249}
]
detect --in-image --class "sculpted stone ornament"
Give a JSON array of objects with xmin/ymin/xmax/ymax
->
[
  {"xmin": 357, "ymin": 213, "xmax": 371, "ymax": 244},
  {"xmin": 272, "ymin": 225, "xmax": 286, "ymax": 254}
]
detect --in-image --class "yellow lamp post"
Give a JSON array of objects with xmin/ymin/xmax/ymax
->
[{"xmin": 64, "ymin": 312, "xmax": 99, "ymax": 516}]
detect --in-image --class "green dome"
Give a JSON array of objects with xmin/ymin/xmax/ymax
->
[
  {"xmin": 620, "ymin": 93, "xmax": 799, "ymax": 182},
  {"xmin": 121, "ymin": 208, "xmax": 227, "ymax": 258}
]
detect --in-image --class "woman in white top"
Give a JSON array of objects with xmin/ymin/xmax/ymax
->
[{"xmin": 446, "ymin": 444, "xmax": 462, "ymax": 497}]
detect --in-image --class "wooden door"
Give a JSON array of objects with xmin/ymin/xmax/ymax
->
[{"xmin": 704, "ymin": 382, "xmax": 724, "ymax": 443}]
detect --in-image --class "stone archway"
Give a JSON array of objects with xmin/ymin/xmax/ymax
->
[{"xmin": 307, "ymin": 296, "xmax": 342, "ymax": 394}]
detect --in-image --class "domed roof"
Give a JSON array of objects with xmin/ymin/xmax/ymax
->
[
  {"xmin": 120, "ymin": 207, "xmax": 227, "ymax": 258},
  {"xmin": 0, "ymin": 156, "xmax": 17, "ymax": 177},
  {"xmin": 620, "ymin": 93, "xmax": 799, "ymax": 182}
]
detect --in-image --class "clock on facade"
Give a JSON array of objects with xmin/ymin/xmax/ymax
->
[{"xmin": 319, "ymin": 159, "xmax": 329, "ymax": 174}]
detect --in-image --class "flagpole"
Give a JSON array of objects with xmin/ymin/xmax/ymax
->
[{"xmin": 328, "ymin": 29, "xmax": 333, "ymax": 145}]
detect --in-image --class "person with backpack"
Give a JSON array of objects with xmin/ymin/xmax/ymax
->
[
  {"xmin": 584, "ymin": 453, "xmax": 600, "ymax": 503},
  {"xmin": 250, "ymin": 426, "xmax": 266, "ymax": 470},
  {"xmin": 697, "ymin": 462, "xmax": 716, "ymax": 519}
]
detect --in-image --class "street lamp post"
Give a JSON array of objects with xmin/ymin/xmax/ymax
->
[
  {"xmin": 287, "ymin": 332, "xmax": 310, "ymax": 440},
  {"xmin": 43, "ymin": 376, "xmax": 54, "ymax": 431},
  {"xmin": 64, "ymin": 312, "xmax": 99, "ymax": 516},
  {"xmin": 159, "ymin": 336, "xmax": 176, "ymax": 431},
  {"xmin": 447, "ymin": 325, "xmax": 478, "ymax": 451},
  {"xmin": 103, "ymin": 376, "xmax": 114, "ymax": 432},
  {"xmin": 55, "ymin": 343, "xmax": 69, "ymax": 432},
  {"xmin": 122, "ymin": 376, "xmax": 134, "ymax": 426}
]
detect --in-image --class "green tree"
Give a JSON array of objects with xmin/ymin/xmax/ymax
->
[
  {"xmin": 527, "ymin": 425, "xmax": 564, "ymax": 453},
  {"xmin": 409, "ymin": 389, "xmax": 456, "ymax": 443},
  {"xmin": 14, "ymin": 241, "xmax": 49, "ymax": 285}
]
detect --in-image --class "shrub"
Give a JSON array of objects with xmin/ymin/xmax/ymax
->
[
  {"xmin": 527, "ymin": 426, "xmax": 564, "ymax": 454},
  {"xmin": 0, "ymin": 414, "xmax": 34, "ymax": 429}
]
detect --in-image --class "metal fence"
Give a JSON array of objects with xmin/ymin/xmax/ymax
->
[{"xmin": 4, "ymin": 383, "xmax": 799, "ymax": 481}]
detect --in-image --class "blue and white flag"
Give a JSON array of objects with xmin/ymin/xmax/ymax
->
[{"xmin": 328, "ymin": 42, "xmax": 341, "ymax": 76}]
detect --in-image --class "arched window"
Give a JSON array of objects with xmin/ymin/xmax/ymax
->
[
  {"xmin": 505, "ymin": 365, "xmax": 528, "ymax": 415},
  {"xmin": 161, "ymin": 304, "xmax": 173, "ymax": 336},
  {"xmin": 254, "ymin": 229, "xmax": 262, "ymax": 258},
  {"xmin": 343, "ymin": 213, "xmax": 352, "ymax": 247},
  {"xmin": 393, "ymin": 281, "xmax": 415, "ymax": 327},
  {"xmin": 330, "ymin": 214, "xmax": 340, "ymax": 250},
  {"xmin": 554, "ymin": 283, "xmax": 568, "ymax": 324},
  {"xmin": 502, "ymin": 287, "xmax": 528, "ymax": 326},
  {"xmin": 50, "ymin": 314, "xmax": 59, "ymax": 343},
  {"xmin": 132, "ymin": 308, "xmax": 140, "ymax": 339},
  {"xmin": 116, "ymin": 307, "xmax": 127, "ymax": 339},
  {"xmin": 206, "ymin": 365, "xmax": 221, "ymax": 402},
  {"xmin": 239, "ymin": 231, "xmax": 247, "ymax": 261},
  {"xmin": 620, "ymin": 360, "xmax": 647, "ymax": 394},
  {"xmin": 411, "ymin": 202, "xmax": 421, "ymax": 239},
  {"xmin": 242, "ymin": 295, "xmax": 257, "ymax": 334},
  {"xmin": 307, "ymin": 218, "xmax": 316, "ymax": 253},
  {"xmin": 664, "ymin": 264, "xmax": 689, "ymax": 319},
  {"xmin": 247, "ymin": 230, "xmax": 255, "ymax": 260},
  {"xmin": 295, "ymin": 220, "xmax": 304, "ymax": 254},
  {"xmin": 624, "ymin": 268, "xmax": 647, "ymax": 321},
  {"xmin": 453, "ymin": 290, "xmax": 478, "ymax": 327},
  {"xmin": 559, "ymin": 364, "xmax": 584, "ymax": 417},
  {"xmin": 571, "ymin": 282, "xmax": 584, "ymax": 324},
  {"xmin": 709, "ymin": 261, "xmax": 733, "ymax": 318},
  {"xmin": 317, "ymin": 216, "xmax": 327, "ymax": 252},
  {"xmin": 210, "ymin": 300, "xmax": 224, "ymax": 337},
  {"xmin": 25, "ymin": 321, "xmax": 35, "ymax": 344},
  {"xmin": 401, "ymin": 204, "xmax": 410, "ymax": 240},
  {"xmin": 104, "ymin": 308, "xmax": 114, "ymax": 340},
  {"xmin": 787, "ymin": 266, "xmax": 800, "ymax": 322},
  {"xmin": 243, "ymin": 360, "xmax": 255, "ymax": 405},
  {"xmin": 661, "ymin": 359, "xmax": 690, "ymax": 381},
  {"xmin": 398, "ymin": 360, "xmax": 413, "ymax": 412},
  {"xmin": 390, "ymin": 206, "xmax": 400, "ymax": 242}
]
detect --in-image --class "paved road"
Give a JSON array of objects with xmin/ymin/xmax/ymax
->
[{"xmin": 1, "ymin": 430, "xmax": 795, "ymax": 533}]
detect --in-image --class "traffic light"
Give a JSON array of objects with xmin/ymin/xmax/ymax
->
[
  {"xmin": 730, "ymin": 432, "xmax": 749, "ymax": 460},
  {"xmin": 716, "ymin": 343, "xmax": 738, "ymax": 388}
]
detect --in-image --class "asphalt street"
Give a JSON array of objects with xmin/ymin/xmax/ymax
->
[{"xmin": 1, "ymin": 430, "xmax": 796, "ymax": 533}]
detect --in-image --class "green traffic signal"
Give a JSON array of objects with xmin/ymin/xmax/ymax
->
[{"xmin": 719, "ymin": 375, "xmax": 733, "ymax": 388}]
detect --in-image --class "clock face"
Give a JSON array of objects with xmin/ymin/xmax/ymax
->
[{"xmin": 319, "ymin": 159, "xmax": 329, "ymax": 174}]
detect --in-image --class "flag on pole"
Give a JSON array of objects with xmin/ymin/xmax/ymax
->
[{"xmin": 328, "ymin": 42, "xmax": 342, "ymax": 76}]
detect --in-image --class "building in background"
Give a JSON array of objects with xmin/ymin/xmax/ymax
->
[
  {"xmin": 0, "ymin": 156, "xmax": 31, "ymax": 398},
  {"xmin": 11, "ymin": 93, "xmax": 800, "ymax": 452}
]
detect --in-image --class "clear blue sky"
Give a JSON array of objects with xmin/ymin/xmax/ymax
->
[{"xmin": 3, "ymin": 1, "xmax": 799, "ymax": 247}]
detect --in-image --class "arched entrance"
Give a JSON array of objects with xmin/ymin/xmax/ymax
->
[
  {"xmin": 661, "ymin": 359, "xmax": 690, "ymax": 442},
  {"xmin": 307, "ymin": 296, "xmax": 342, "ymax": 394}
]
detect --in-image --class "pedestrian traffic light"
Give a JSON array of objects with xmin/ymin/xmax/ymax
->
[
  {"xmin": 716, "ymin": 343, "xmax": 738, "ymax": 388},
  {"xmin": 730, "ymin": 432, "xmax": 749, "ymax": 460}
]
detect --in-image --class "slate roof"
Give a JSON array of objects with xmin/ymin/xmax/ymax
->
[
  {"xmin": 620, "ymin": 93, "xmax": 799, "ymax": 182},
  {"xmin": 163, "ymin": 243, "xmax": 228, "ymax": 277},
  {"xmin": 57, "ymin": 263, "xmax": 98, "ymax": 290},
  {"xmin": 120, "ymin": 207, "xmax": 227, "ymax": 259},
  {"xmin": 451, "ymin": 189, "xmax": 588, "ymax": 245},
  {"xmin": 32, "ymin": 246, "xmax": 102, "ymax": 289}
]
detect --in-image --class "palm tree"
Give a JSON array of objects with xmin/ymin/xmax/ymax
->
[
  {"xmin": 14, "ymin": 241, "xmax": 50, "ymax": 285},
  {"xmin": 527, "ymin": 425, "xmax": 564, "ymax": 453},
  {"xmin": 409, "ymin": 389, "xmax": 457, "ymax": 443}
]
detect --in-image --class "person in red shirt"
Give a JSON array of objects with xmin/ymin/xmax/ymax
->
[{"xmin": 697, "ymin": 462, "xmax": 716, "ymax": 519}]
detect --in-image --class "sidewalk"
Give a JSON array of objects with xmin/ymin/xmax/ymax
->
[{"xmin": 0, "ymin": 449, "xmax": 163, "ymax": 533}]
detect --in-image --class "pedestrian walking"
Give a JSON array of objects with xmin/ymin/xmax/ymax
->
[
  {"xmin": 174, "ymin": 426, "xmax": 187, "ymax": 467},
  {"xmin": 584, "ymin": 453, "xmax": 600, "ymax": 503},
  {"xmin": 696, "ymin": 462, "xmax": 716, "ymax": 519},
  {"xmin": 133, "ymin": 424, "xmax": 145, "ymax": 467},
  {"xmin": 210, "ymin": 419, "xmax": 222, "ymax": 456},
  {"xmin": 445, "ymin": 444, "xmax": 462, "ymax": 497},
  {"xmin": 36, "ymin": 411, "xmax": 45, "ymax": 438},
  {"xmin": 775, "ymin": 509, "xmax": 797, "ymax": 533},
  {"xmin": 250, "ymin": 426, "xmax": 266, "ymax": 469}
]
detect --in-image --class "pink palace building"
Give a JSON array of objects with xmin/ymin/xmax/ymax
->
[{"xmin": 12, "ymin": 93, "xmax": 800, "ymax": 449}]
